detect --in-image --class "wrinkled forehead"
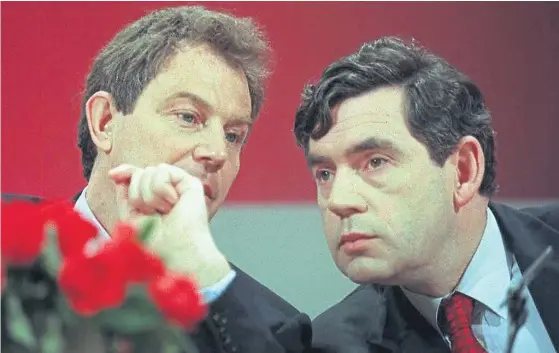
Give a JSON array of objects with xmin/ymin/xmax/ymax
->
[
  {"xmin": 141, "ymin": 45, "xmax": 252, "ymax": 119},
  {"xmin": 308, "ymin": 86, "xmax": 410, "ymax": 156}
]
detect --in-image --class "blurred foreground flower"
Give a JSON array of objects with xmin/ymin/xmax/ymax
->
[{"xmin": 1, "ymin": 199, "xmax": 205, "ymax": 353}]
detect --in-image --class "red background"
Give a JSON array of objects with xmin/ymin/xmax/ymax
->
[{"xmin": 2, "ymin": 2, "xmax": 558, "ymax": 203}]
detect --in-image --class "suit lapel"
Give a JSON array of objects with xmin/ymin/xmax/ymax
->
[
  {"xmin": 490, "ymin": 203, "xmax": 559, "ymax": 348},
  {"xmin": 373, "ymin": 287, "xmax": 449, "ymax": 353}
]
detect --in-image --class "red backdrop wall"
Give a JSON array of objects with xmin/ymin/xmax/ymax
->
[{"xmin": 2, "ymin": 2, "xmax": 558, "ymax": 202}]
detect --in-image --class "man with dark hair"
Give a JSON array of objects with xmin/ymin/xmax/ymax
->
[
  {"xmin": 9, "ymin": 5, "xmax": 312, "ymax": 353},
  {"xmin": 294, "ymin": 36, "xmax": 558, "ymax": 352}
]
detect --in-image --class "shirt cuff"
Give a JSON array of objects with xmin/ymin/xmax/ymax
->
[{"xmin": 200, "ymin": 269, "xmax": 237, "ymax": 304}]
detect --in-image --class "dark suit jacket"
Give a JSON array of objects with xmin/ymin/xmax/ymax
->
[
  {"xmin": 311, "ymin": 202, "xmax": 559, "ymax": 353},
  {"xmin": 1, "ymin": 193, "xmax": 313, "ymax": 353},
  {"xmin": 194, "ymin": 264, "xmax": 312, "ymax": 353}
]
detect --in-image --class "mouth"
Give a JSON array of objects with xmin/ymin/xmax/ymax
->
[{"xmin": 339, "ymin": 233, "xmax": 378, "ymax": 253}]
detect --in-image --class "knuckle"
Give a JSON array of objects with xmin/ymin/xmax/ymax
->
[
  {"xmin": 156, "ymin": 182, "xmax": 167, "ymax": 192},
  {"xmin": 152, "ymin": 185, "xmax": 167, "ymax": 197},
  {"xmin": 157, "ymin": 163, "xmax": 174, "ymax": 173},
  {"xmin": 168, "ymin": 164, "xmax": 187, "ymax": 175},
  {"xmin": 142, "ymin": 191, "xmax": 155, "ymax": 203},
  {"xmin": 131, "ymin": 170, "xmax": 144, "ymax": 181},
  {"xmin": 129, "ymin": 195, "xmax": 142, "ymax": 207}
]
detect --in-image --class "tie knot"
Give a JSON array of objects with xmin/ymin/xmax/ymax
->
[{"xmin": 442, "ymin": 292, "xmax": 475, "ymax": 334}]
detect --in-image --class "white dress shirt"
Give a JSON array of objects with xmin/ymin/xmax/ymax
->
[
  {"xmin": 402, "ymin": 208, "xmax": 556, "ymax": 353},
  {"xmin": 73, "ymin": 187, "xmax": 236, "ymax": 304}
]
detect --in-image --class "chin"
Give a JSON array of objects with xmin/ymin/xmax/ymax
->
[{"xmin": 341, "ymin": 256, "xmax": 397, "ymax": 285}]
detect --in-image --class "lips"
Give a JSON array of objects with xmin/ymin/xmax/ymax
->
[{"xmin": 339, "ymin": 233, "xmax": 377, "ymax": 247}]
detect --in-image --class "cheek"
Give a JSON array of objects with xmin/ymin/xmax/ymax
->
[
  {"xmin": 114, "ymin": 116, "xmax": 177, "ymax": 163},
  {"xmin": 220, "ymin": 155, "xmax": 241, "ymax": 190},
  {"xmin": 231, "ymin": 152, "xmax": 241, "ymax": 171},
  {"xmin": 317, "ymin": 194, "xmax": 335, "ymax": 245},
  {"xmin": 321, "ymin": 211, "xmax": 339, "ymax": 251},
  {"xmin": 316, "ymin": 187, "xmax": 328, "ymax": 210},
  {"xmin": 381, "ymin": 170, "xmax": 451, "ymax": 250}
]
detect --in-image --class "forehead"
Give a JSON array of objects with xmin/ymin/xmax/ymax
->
[
  {"xmin": 308, "ymin": 86, "xmax": 413, "ymax": 155},
  {"xmin": 139, "ymin": 44, "xmax": 252, "ymax": 117}
]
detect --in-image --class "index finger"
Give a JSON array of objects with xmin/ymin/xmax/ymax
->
[{"xmin": 108, "ymin": 164, "xmax": 142, "ymax": 183}]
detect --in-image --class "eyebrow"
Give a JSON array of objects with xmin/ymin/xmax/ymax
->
[
  {"xmin": 306, "ymin": 137, "xmax": 404, "ymax": 168},
  {"xmin": 163, "ymin": 91, "xmax": 253, "ymax": 125}
]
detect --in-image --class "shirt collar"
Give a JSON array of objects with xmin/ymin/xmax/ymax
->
[
  {"xmin": 74, "ymin": 187, "xmax": 112, "ymax": 252},
  {"xmin": 401, "ymin": 208, "xmax": 512, "ymax": 330}
]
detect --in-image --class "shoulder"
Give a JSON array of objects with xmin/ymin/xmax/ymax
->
[
  {"xmin": 313, "ymin": 284, "xmax": 388, "ymax": 340},
  {"xmin": 227, "ymin": 265, "xmax": 301, "ymax": 316},
  {"xmin": 315, "ymin": 284, "xmax": 386, "ymax": 317},
  {"xmin": 2, "ymin": 193, "xmax": 44, "ymax": 203},
  {"xmin": 491, "ymin": 201, "xmax": 559, "ymax": 231},
  {"xmin": 2, "ymin": 191, "xmax": 84, "ymax": 204},
  {"xmin": 518, "ymin": 203, "xmax": 559, "ymax": 229}
]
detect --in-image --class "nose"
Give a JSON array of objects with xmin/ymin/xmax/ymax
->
[
  {"xmin": 327, "ymin": 169, "xmax": 368, "ymax": 220},
  {"xmin": 193, "ymin": 122, "xmax": 227, "ymax": 173}
]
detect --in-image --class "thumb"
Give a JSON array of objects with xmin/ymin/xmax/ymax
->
[
  {"xmin": 169, "ymin": 175, "xmax": 210, "ymax": 234},
  {"xmin": 175, "ymin": 174, "xmax": 204, "ymax": 198},
  {"xmin": 174, "ymin": 175, "xmax": 208, "ymax": 218}
]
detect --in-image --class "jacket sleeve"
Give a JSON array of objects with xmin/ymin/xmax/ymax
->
[{"xmin": 191, "ymin": 269, "xmax": 313, "ymax": 353}]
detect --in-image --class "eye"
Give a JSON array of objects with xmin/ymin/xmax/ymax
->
[
  {"xmin": 314, "ymin": 169, "xmax": 334, "ymax": 184},
  {"xmin": 176, "ymin": 112, "xmax": 200, "ymax": 126},
  {"xmin": 366, "ymin": 157, "xmax": 388, "ymax": 171},
  {"xmin": 225, "ymin": 125, "xmax": 250, "ymax": 146},
  {"xmin": 225, "ymin": 131, "xmax": 246, "ymax": 145}
]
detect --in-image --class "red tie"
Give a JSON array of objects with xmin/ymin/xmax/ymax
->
[{"xmin": 441, "ymin": 292, "xmax": 487, "ymax": 353}]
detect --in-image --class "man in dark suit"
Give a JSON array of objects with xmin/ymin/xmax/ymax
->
[
  {"xmin": 4, "ymin": 6, "xmax": 311, "ymax": 353},
  {"xmin": 293, "ymin": 36, "xmax": 558, "ymax": 352}
]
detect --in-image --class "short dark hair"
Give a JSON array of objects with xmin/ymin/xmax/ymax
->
[
  {"xmin": 77, "ymin": 5, "xmax": 270, "ymax": 180},
  {"xmin": 294, "ymin": 36, "xmax": 498, "ymax": 196}
]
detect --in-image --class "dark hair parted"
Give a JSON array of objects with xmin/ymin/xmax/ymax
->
[
  {"xmin": 77, "ymin": 6, "xmax": 270, "ymax": 180},
  {"xmin": 294, "ymin": 36, "xmax": 497, "ymax": 196}
]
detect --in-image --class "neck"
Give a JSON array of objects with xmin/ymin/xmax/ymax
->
[
  {"xmin": 404, "ymin": 198, "xmax": 489, "ymax": 297},
  {"xmin": 85, "ymin": 165, "xmax": 119, "ymax": 235}
]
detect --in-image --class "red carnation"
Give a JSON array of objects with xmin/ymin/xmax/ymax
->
[
  {"xmin": 58, "ymin": 222, "xmax": 166, "ymax": 316},
  {"xmin": 41, "ymin": 202, "xmax": 98, "ymax": 259},
  {"xmin": 58, "ymin": 249, "xmax": 127, "ymax": 316},
  {"xmin": 1, "ymin": 200, "xmax": 47, "ymax": 264},
  {"xmin": 148, "ymin": 273, "xmax": 207, "ymax": 330},
  {"xmin": 109, "ymin": 222, "xmax": 165, "ymax": 282}
]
